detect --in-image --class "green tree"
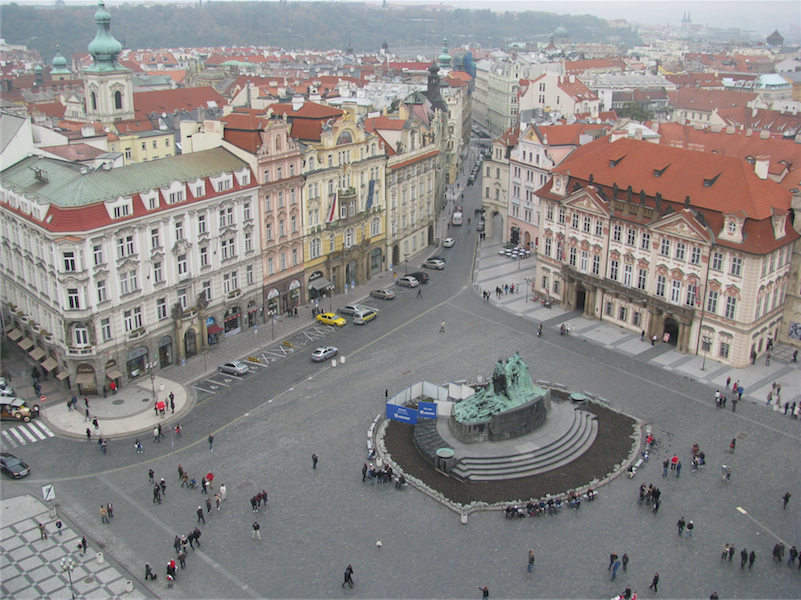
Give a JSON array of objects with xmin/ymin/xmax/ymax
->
[{"xmin": 616, "ymin": 102, "xmax": 653, "ymax": 122}]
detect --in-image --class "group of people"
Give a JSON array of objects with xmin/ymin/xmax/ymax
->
[
  {"xmin": 363, "ymin": 462, "xmax": 395, "ymax": 485},
  {"xmin": 250, "ymin": 490, "xmax": 268, "ymax": 512},
  {"xmin": 505, "ymin": 489, "xmax": 596, "ymax": 519},
  {"xmin": 637, "ymin": 483, "xmax": 663, "ymax": 513}
]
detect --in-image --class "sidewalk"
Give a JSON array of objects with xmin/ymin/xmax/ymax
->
[
  {"xmin": 0, "ymin": 494, "xmax": 147, "ymax": 599},
  {"xmin": 473, "ymin": 237, "xmax": 801, "ymax": 411}
]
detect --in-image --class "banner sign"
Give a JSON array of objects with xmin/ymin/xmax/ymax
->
[
  {"xmin": 418, "ymin": 401, "xmax": 437, "ymax": 419},
  {"xmin": 386, "ymin": 403, "xmax": 417, "ymax": 424}
]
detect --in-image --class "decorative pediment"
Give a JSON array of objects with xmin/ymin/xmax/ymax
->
[
  {"xmin": 708, "ymin": 279, "xmax": 722, "ymax": 292},
  {"xmin": 93, "ymin": 268, "xmax": 109, "ymax": 280},
  {"xmin": 624, "ymin": 253, "xmax": 635, "ymax": 265},
  {"xmin": 637, "ymin": 258, "xmax": 650, "ymax": 269},
  {"xmin": 172, "ymin": 239, "xmax": 192, "ymax": 256},
  {"xmin": 610, "ymin": 249, "xmax": 621, "ymax": 261},
  {"xmin": 563, "ymin": 189, "xmax": 608, "ymax": 216},
  {"xmin": 651, "ymin": 209, "xmax": 710, "ymax": 243},
  {"xmin": 725, "ymin": 284, "xmax": 740, "ymax": 299},
  {"xmin": 670, "ymin": 268, "xmax": 685, "ymax": 281},
  {"xmin": 117, "ymin": 258, "xmax": 138, "ymax": 272},
  {"xmin": 655, "ymin": 264, "xmax": 669, "ymax": 276}
]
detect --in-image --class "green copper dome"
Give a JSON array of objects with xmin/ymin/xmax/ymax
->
[
  {"xmin": 87, "ymin": 0, "xmax": 123, "ymax": 69},
  {"xmin": 437, "ymin": 35, "xmax": 451, "ymax": 69},
  {"xmin": 51, "ymin": 46, "xmax": 71, "ymax": 75}
]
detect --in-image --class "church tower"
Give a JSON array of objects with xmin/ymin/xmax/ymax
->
[
  {"xmin": 83, "ymin": 1, "xmax": 134, "ymax": 122},
  {"xmin": 437, "ymin": 35, "xmax": 452, "ymax": 72}
]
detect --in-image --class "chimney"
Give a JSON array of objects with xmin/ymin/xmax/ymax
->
[
  {"xmin": 759, "ymin": 130, "xmax": 770, "ymax": 139},
  {"xmin": 754, "ymin": 155, "xmax": 769, "ymax": 179},
  {"xmin": 752, "ymin": 107, "xmax": 758, "ymax": 117},
  {"xmin": 569, "ymin": 74, "xmax": 575, "ymax": 83},
  {"xmin": 746, "ymin": 128, "xmax": 753, "ymax": 137}
]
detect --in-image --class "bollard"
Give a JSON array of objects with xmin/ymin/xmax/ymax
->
[
  {"xmin": 331, "ymin": 359, "xmax": 337, "ymax": 367},
  {"xmin": 159, "ymin": 383, "xmax": 165, "ymax": 392},
  {"xmin": 460, "ymin": 513, "xmax": 468, "ymax": 525},
  {"xmin": 125, "ymin": 580, "xmax": 133, "ymax": 593},
  {"xmin": 340, "ymin": 355, "xmax": 346, "ymax": 364},
  {"xmin": 96, "ymin": 552, "xmax": 104, "ymax": 564}
]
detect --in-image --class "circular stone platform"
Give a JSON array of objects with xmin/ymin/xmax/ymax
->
[{"xmin": 381, "ymin": 401, "xmax": 638, "ymax": 506}]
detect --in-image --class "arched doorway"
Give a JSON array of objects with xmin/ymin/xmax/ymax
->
[
  {"xmin": 663, "ymin": 317, "xmax": 679, "ymax": 346},
  {"xmin": 576, "ymin": 285, "xmax": 587, "ymax": 311},
  {"xmin": 370, "ymin": 248, "xmax": 382, "ymax": 277},
  {"xmin": 524, "ymin": 231, "xmax": 532, "ymax": 249},
  {"xmin": 492, "ymin": 211, "xmax": 503, "ymax": 239},
  {"xmin": 159, "ymin": 336, "xmax": 173, "ymax": 367},
  {"xmin": 345, "ymin": 259, "xmax": 357, "ymax": 287},
  {"xmin": 184, "ymin": 328, "xmax": 197, "ymax": 358},
  {"xmin": 392, "ymin": 245, "xmax": 400, "ymax": 267}
]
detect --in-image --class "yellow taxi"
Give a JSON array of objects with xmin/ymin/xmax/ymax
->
[{"xmin": 316, "ymin": 312, "xmax": 347, "ymax": 327}]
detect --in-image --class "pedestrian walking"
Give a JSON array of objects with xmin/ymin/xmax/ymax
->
[
  {"xmin": 343, "ymin": 565, "xmax": 355, "ymax": 589},
  {"xmin": 609, "ymin": 552, "xmax": 618, "ymax": 569},
  {"xmin": 440, "ymin": 320, "xmax": 445, "ymax": 333},
  {"xmin": 178, "ymin": 464, "xmax": 184, "ymax": 480},
  {"xmin": 783, "ymin": 492, "xmax": 791, "ymax": 509},
  {"xmin": 196, "ymin": 505, "xmax": 205, "ymax": 524},
  {"xmin": 84, "ymin": 408, "xmax": 90, "ymax": 422},
  {"xmin": 728, "ymin": 544, "xmax": 735, "ymax": 561},
  {"xmin": 740, "ymin": 548, "xmax": 748, "ymax": 567},
  {"xmin": 173, "ymin": 535, "xmax": 182, "ymax": 554},
  {"xmin": 362, "ymin": 463, "xmax": 368, "ymax": 482},
  {"xmin": 177, "ymin": 550, "xmax": 187, "ymax": 569},
  {"xmin": 477, "ymin": 585, "xmax": 488, "ymax": 599},
  {"xmin": 686, "ymin": 520, "xmax": 694, "ymax": 538},
  {"xmin": 250, "ymin": 496, "xmax": 259, "ymax": 513},
  {"xmin": 145, "ymin": 563, "xmax": 156, "ymax": 580},
  {"xmin": 252, "ymin": 521, "xmax": 261, "ymax": 540},
  {"xmin": 135, "ymin": 438, "xmax": 143, "ymax": 453},
  {"xmin": 749, "ymin": 550, "xmax": 756, "ymax": 568},
  {"xmin": 38, "ymin": 522, "xmax": 48, "ymax": 540},
  {"xmin": 312, "ymin": 453, "xmax": 318, "ymax": 469},
  {"xmin": 106, "ymin": 502, "xmax": 113, "ymax": 518},
  {"xmin": 153, "ymin": 427, "xmax": 160, "ymax": 443},
  {"xmin": 160, "ymin": 478, "xmax": 166, "ymax": 495},
  {"xmin": 92, "ymin": 416, "xmax": 99, "ymax": 430},
  {"xmin": 726, "ymin": 376, "xmax": 731, "ymax": 389},
  {"xmin": 55, "ymin": 519, "xmax": 62, "ymax": 535},
  {"xmin": 726, "ymin": 466, "xmax": 732, "ymax": 481},
  {"xmin": 208, "ymin": 434, "xmax": 214, "ymax": 451},
  {"xmin": 611, "ymin": 559, "xmax": 620, "ymax": 580},
  {"xmin": 766, "ymin": 352, "xmax": 771, "ymax": 366},
  {"xmin": 78, "ymin": 537, "xmax": 87, "ymax": 556},
  {"xmin": 721, "ymin": 464, "xmax": 728, "ymax": 482},
  {"xmin": 527, "ymin": 549, "xmax": 535, "ymax": 572},
  {"xmin": 652, "ymin": 497, "xmax": 661, "ymax": 514},
  {"xmin": 676, "ymin": 461, "xmax": 682, "ymax": 477},
  {"xmin": 621, "ymin": 553, "xmax": 629, "ymax": 571},
  {"xmin": 85, "ymin": 428, "xmax": 92, "ymax": 442},
  {"xmin": 721, "ymin": 543, "xmax": 729, "ymax": 560},
  {"xmin": 206, "ymin": 496, "xmax": 212, "ymax": 513},
  {"xmin": 677, "ymin": 517, "xmax": 685, "ymax": 536},
  {"xmin": 220, "ymin": 483, "xmax": 227, "ymax": 501},
  {"xmin": 215, "ymin": 493, "xmax": 221, "ymax": 510},
  {"xmin": 158, "ymin": 423, "xmax": 164, "ymax": 438},
  {"xmin": 730, "ymin": 438, "xmax": 736, "ymax": 454},
  {"xmin": 662, "ymin": 459, "xmax": 669, "ymax": 477},
  {"xmin": 66, "ymin": 398, "xmax": 72, "ymax": 412},
  {"xmin": 648, "ymin": 573, "xmax": 659, "ymax": 592},
  {"xmin": 788, "ymin": 545, "xmax": 798, "ymax": 565},
  {"xmin": 148, "ymin": 468, "xmax": 154, "ymax": 483},
  {"xmin": 192, "ymin": 527, "xmax": 202, "ymax": 548},
  {"xmin": 417, "ymin": 288, "xmax": 422, "ymax": 298},
  {"xmin": 153, "ymin": 485, "xmax": 161, "ymax": 504}
]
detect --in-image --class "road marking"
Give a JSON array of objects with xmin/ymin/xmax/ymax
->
[
  {"xmin": 736, "ymin": 506, "xmax": 785, "ymax": 542},
  {"xmin": 27, "ymin": 422, "xmax": 49, "ymax": 440},
  {"xmin": 193, "ymin": 386, "xmax": 217, "ymax": 394},
  {"xmin": 18, "ymin": 426, "xmax": 37, "ymax": 443},
  {"xmin": 8, "ymin": 428, "xmax": 27, "ymax": 445},
  {"xmin": 1, "ymin": 430, "xmax": 18, "ymax": 447}
]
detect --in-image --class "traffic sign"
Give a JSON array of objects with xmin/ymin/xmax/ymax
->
[{"xmin": 41, "ymin": 483, "xmax": 55, "ymax": 502}]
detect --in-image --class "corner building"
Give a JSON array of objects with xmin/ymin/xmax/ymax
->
[
  {"xmin": 535, "ymin": 137, "xmax": 796, "ymax": 368},
  {"xmin": 0, "ymin": 148, "xmax": 260, "ymax": 392}
]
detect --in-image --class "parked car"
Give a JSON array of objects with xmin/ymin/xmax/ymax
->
[
  {"xmin": 339, "ymin": 304, "xmax": 369, "ymax": 316},
  {"xmin": 0, "ymin": 453, "xmax": 30, "ymax": 478},
  {"xmin": 0, "ymin": 398, "xmax": 39, "ymax": 422},
  {"xmin": 316, "ymin": 312, "xmax": 347, "ymax": 327},
  {"xmin": 370, "ymin": 288, "xmax": 396, "ymax": 300},
  {"xmin": 429, "ymin": 255, "xmax": 447, "ymax": 263},
  {"xmin": 443, "ymin": 238, "xmax": 455, "ymax": 248},
  {"xmin": 0, "ymin": 384, "xmax": 15, "ymax": 397},
  {"xmin": 476, "ymin": 220, "xmax": 485, "ymax": 232},
  {"xmin": 352, "ymin": 309, "xmax": 377, "ymax": 325},
  {"xmin": 422, "ymin": 258, "xmax": 446, "ymax": 270},
  {"xmin": 409, "ymin": 271, "xmax": 430, "ymax": 283},
  {"xmin": 218, "ymin": 361, "xmax": 250, "ymax": 376},
  {"xmin": 397, "ymin": 276, "xmax": 419, "ymax": 288},
  {"xmin": 311, "ymin": 346, "xmax": 338, "ymax": 362}
]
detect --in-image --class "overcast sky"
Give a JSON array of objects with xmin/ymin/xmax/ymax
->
[{"xmin": 7, "ymin": 1, "xmax": 799, "ymax": 39}]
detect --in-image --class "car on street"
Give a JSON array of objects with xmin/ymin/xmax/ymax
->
[
  {"xmin": 218, "ymin": 361, "xmax": 250, "ymax": 376},
  {"xmin": 339, "ymin": 304, "xmax": 369, "ymax": 315},
  {"xmin": 409, "ymin": 271, "xmax": 430, "ymax": 283},
  {"xmin": 443, "ymin": 237, "xmax": 455, "ymax": 248},
  {"xmin": 0, "ymin": 398, "xmax": 39, "ymax": 422},
  {"xmin": 311, "ymin": 346, "xmax": 338, "ymax": 362},
  {"xmin": 476, "ymin": 220, "xmax": 485, "ymax": 232},
  {"xmin": 0, "ymin": 453, "xmax": 30, "ymax": 478},
  {"xmin": 422, "ymin": 258, "xmax": 446, "ymax": 270},
  {"xmin": 352, "ymin": 309, "xmax": 378, "ymax": 325},
  {"xmin": 316, "ymin": 312, "xmax": 347, "ymax": 327},
  {"xmin": 429, "ymin": 255, "xmax": 447, "ymax": 263},
  {"xmin": 370, "ymin": 288, "xmax": 396, "ymax": 300},
  {"xmin": 397, "ymin": 276, "xmax": 419, "ymax": 288}
]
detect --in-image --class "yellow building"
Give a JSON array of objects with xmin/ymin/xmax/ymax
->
[{"xmin": 301, "ymin": 113, "xmax": 387, "ymax": 298}]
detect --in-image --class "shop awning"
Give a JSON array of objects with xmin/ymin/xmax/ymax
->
[
  {"xmin": 55, "ymin": 371, "xmax": 70, "ymax": 381},
  {"xmin": 75, "ymin": 372, "xmax": 95, "ymax": 386},
  {"xmin": 106, "ymin": 369, "xmax": 123, "ymax": 380},
  {"xmin": 41, "ymin": 357, "xmax": 59, "ymax": 372},
  {"xmin": 17, "ymin": 337, "xmax": 34, "ymax": 351},
  {"xmin": 207, "ymin": 324, "xmax": 224, "ymax": 335},
  {"xmin": 308, "ymin": 277, "xmax": 332, "ymax": 291},
  {"xmin": 3, "ymin": 324, "xmax": 14, "ymax": 333},
  {"xmin": 7, "ymin": 328, "xmax": 22, "ymax": 341},
  {"xmin": 28, "ymin": 347, "xmax": 46, "ymax": 361}
]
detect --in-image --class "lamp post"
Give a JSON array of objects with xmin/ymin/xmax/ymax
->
[
  {"xmin": 145, "ymin": 360, "xmax": 158, "ymax": 400},
  {"xmin": 60, "ymin": 556, "xmax": 75, "ymax": 600},
  {"xmin": 403, "ymin": 252, "xmax": 409, "ymax": 276},
  {"xmin": 327, "ymin": 285, "xmax": 334, "ymax": 312},
  {"xmin": 523, "ymin": 276, "xmax": 532, "ymax": 302},
  {"xmin": 701, "ymin": 336, "xmax": 712, "ymax": 371}
]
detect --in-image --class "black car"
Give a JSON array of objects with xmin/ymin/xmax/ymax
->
[
  {"xmin": 0, "ymin": 452, "xmax": 30, "ymax": 478},
  {"xmin": 409, "ymin": 271, "xmax": 430, "ymax": 283},
  {"xmin": 429, "ymin": 255, "xmax": 447, "ymax": 263}
]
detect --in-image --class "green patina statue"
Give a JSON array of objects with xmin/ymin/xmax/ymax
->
[{"xmin": 453, "ymin": 353, "xmax": 546, "ymax": 423}]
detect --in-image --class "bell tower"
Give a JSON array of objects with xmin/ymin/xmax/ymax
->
[{"xmin": 83, "ymin": 1, "xmax": 134, "ymax": 122}]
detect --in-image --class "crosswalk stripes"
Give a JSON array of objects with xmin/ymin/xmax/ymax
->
[{"xmin": 1, "ymin": 420, "xmax": 55, "ymax": 448}]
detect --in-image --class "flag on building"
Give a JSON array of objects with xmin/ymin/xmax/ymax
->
[
  {"xmin": 327, "ymin": 192, "xmax": 337, "ymax": 223},
  {"xmin": 366, "ymin": 180, "xmax": 375, "ymax": 210}
]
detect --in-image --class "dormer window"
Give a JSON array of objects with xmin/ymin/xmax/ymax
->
[
  {"xmin": 704, "ymin": 174, "xmax": 720, "ymax": 188},
  {"xmin": 727, "ymin": 221, "xmax": 737, "ymax": 234}
]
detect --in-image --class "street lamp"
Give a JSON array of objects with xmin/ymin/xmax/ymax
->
[
  {"xmin": 523, "ymin": 276, "xmax": 532, "ymax": 302},
  {"xmin": 403, "ymin": 252, "xmax": 409, "ymax": 276},
  {"xmin": 145, "ymin": 360, "xmax": 158, "ymax": 400},
  {"xmin": 327, "ymin": 285, "xmax": 334, "ymax": 312},
  {"xmin": 701, "ymin": 336, "xmax": 712, "ymax": 371},
  {"xmin": 60, "ymin": 556, "xmax": 75, "ymax": 600}
]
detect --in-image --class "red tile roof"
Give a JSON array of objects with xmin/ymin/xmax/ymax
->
[
  {"xmin": 669, "ymin": 87, "xmax": 757, "ymax": 112},
  {"xmin": 388, "ymin": 149, "xmax": 439, "ymax": 170},
  {"xmin": 363, "ymin": 115, "xmax": 406, "ymax": 132},
  {"xmin": 664, "ymin": 73, "xmax": 723, "ymax": 88},
  {"xmin": 529, "ymin": 123, "xmax": 609, "ymax": 146},
  {"xmin": 290, "ymin": 101, "xmax": 343, "ymax": 119},
  {"xmin": 557, "ymin": 137, "xmax": 790, "ymax": 221},
  {"xmin": 563, "ymin": 57, "xmax": 626, "ymax": 75},
  {"xmin": 714, "ymin": 108, "xmax": 801, "ymax": 136},
  {"xmin": 132, "ymin": 87, "xmax": 225, "ymax": 117}
]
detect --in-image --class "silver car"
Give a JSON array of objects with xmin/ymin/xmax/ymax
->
[
  {"xmin": 370, "ymin": 289, "xmax": 396, "ymax": 300},
  {"xmin": 422, "ymin": 258, "xmax": 445, "ymax": 270},
  {"xmin": 339, "ymin": 304, "xmax": 369, "ymax": 316},
  {"xmin": 311, "ymin": 346, "xmax": 338, "ymax": 362},
  {"xmin": 218, "ymin": 361, "xmax": 250, "ymax": 376},
  {"xmin": 397, "ymin": 276, "xmax": 419, "ymax": 288}
]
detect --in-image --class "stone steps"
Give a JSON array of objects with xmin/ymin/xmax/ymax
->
[{"xmin": 450, "ymin": 410, "xmax": 598, "ymax": 482}]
